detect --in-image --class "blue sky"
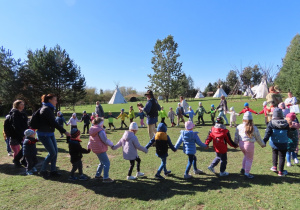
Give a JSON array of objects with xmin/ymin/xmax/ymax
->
[{"xmin": 1, "ymin": 0, "xmax": 299, "ymax": 93}]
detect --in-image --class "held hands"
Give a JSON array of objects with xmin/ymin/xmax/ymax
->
[
  {"xmin": 205, "ymin": 145, "xmax": 209, "ymax": 149},
  {"xmin": 65, "ymin": 131, "xmax": 71, "ymax": 136}
]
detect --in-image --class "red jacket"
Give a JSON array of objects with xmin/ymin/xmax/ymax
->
[
  {"xmin": 205, "ymin": 124, "xmax": 237, "ymax": 154},
  {"xmin": 259, "ymin": 106, "xmax": 270, "ymax": 117},
  {"xmin": 239, "ymin": 107, "xmax": 258, "ymax": 114}
]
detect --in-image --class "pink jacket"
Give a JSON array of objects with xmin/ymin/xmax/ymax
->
[
  {"xmin": 88, "ymin": 125, "xmax": 113, "ymax": 154},
  {"xmin": 112, "ymin": 130, "xmax": 148, "ymax": 160}
]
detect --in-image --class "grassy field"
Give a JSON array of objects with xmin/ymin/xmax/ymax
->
[{"xmin": 0, "ymin": 96, "xmax": 300, "ymax": 209}]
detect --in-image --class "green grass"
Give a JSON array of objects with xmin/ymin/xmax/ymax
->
[{"xmin": 1, "ymin": 96, "xmax": 300, "ymax": 209}]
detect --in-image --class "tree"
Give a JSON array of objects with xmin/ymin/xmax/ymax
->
[
  {"xmin": 147, "ymin": 35, "xmax": 183, "ymax": 102},
  {"xmin": 226, "ymin": 70, "xmax": 238, "ymax": 90},
  {"xmin": 275, "ymin": 34, "xmax": 300, "ymax": 98},
  {"xmin": 240, "ymin": 65, "xmax": 262, "ymax": 87}
]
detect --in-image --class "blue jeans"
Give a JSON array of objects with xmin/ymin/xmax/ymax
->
[
  {"xmin": 286, "ymin": 151, "xmax": 298, "ymax": 163},
  {"xmin": 5, "ymin": 137, "xmax": 12, "ymax": 153},
  {"xmin": 96, "ymin": 152, "xmax": 110, "ymax": 179},
  {"xmin": 157, "ymin": 157, "xmax": 167, "ymax": 175},
  {"xmin": 185, "ymin": 154, "xmax": 197, "ymax": 175},
  {"xmin": 38, "ymin": 134, "xmax": 58, "ymax": 172},
  {"xmin": 218, "ymin": 111, "xmax": 229, "ymax": 124}
]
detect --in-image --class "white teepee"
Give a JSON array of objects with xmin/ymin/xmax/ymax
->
[
  {"xmin": 213, "ymin": 85, "xmax": 228, "ymax": 98},
  {"xmin": 253, "ymin": 76, "xmax": 268, "ymax": 98},
  {"xmin": 158, "ymin": 96, "xmax": 164, "ymax": 100},
  {"xmin": 195, "ymin": 90, "xmax": 204, "ymax": 98},
  {"xmin": 244, "ymin": 86, "xmax": 254, "ymax": 96},
  {"xmin": 108, "ymin": 87, "xmax": 127, "ymax": 104}
]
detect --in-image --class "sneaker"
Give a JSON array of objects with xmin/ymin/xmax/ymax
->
[
  {"xmin": 79, "ymin": 175, "xmax": 88, "ymax": 181},
  {"xmin": 278, "ymin": 170, "xmax": 288, "ymax": 176},
  {"xmin": 68, "ymin": 176, "xmax": 78, "ymax": 181},
  {"xmin": 136, "ymin": 172, "xmax": 145, "ymax": 177},
  {"xmin": 8, "ymin": 152, "xmax": 13, "ymax": 156},
  {"xmin": 194, "ymin": 169, "xmax": 204, "ymax": 175},
  {"xmin": 82, "ymin": 132, "xmax": 85, "ymax": 134},
  {"xmin": 26, "ymin": 170, "xmax": 33, "ymax": 175},
  {"xmin": 287, "ymin": 162, "xmax": 292, "ymax": 167},
  {"xmin": 50, "ymin": 171, "xmax": 62, "ymax": 177},
  {"xmin": 207, "ymin": 166, "xmax": 215, "ymax": 174},
  {"xmin": 220, "ymin": 171, "xmax": 229, "ymax": 176},
  {"xmin": 294, "ymin": 158, "xmax": 299, "ymax": 164},
  {"xmin": 240, "ymin": 168, "xmax": 245, "ymax": 175},
  {"xmin": 60, "ymin": 135, "xmax": 64, "ymax": 138},
  {"xmin": 270, "ymin": 166, "xmax": 277, "ymax": 172},
  {"xmin": 40, "ymin": 171, "xmax": 49, "ymax": 179},
  {"xmin": 154, "ymin": 174, "xmax": 165, "ymax": 179},
  {"xmin": 184, "ymin": 174, "xmax": 192, "ymax": 179},
  {"xmin": 94, "ymin": 175, "xmax": 103, "ymax": 180},
  {"xmin": 127, "ymin": 176, "xmax": 137, "ymax": 180},
  {"xmin": 32, "ymin": 167, "xmax": 38, "ymax": 173},
  {"xmin": 244, "ymin": 173, "xmax": 254, "ymax": 179},
  {"xmin": 103, "ymin": 178, "xmax": 114, "ymax": 183},
  {"xmin": 164, "ymin": 170, "xmax": 172, "ymax": 176}
]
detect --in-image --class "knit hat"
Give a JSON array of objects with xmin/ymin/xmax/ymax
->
[
  {"xmin": 230, "ymin": 107, "xmax": 234, "ymax": 111},
  {"xmin": 92, "ymin": 112, "xmax": 96, "ymax": 116},
  {"xmin": 72, "ymin": 113, "xmax": 76, "ymax": 117},
  {"xmin": 199, "ymin": 102, "xmax": 202, "ymax": 106},
  {"xmin": 83, "ymin": 110, "xmax": 86, "ymax": 114},
  {"xmin": 243, "ymin": 111, "xmax": 253, "ymax": 120},
  {"xmin": 272, "ymin": 108, "xmax": 284, "ymax": 119},
  {"xmin": 211, "ymin": 104, "xmax": 214, "ymax": 107},
  {"xmin": 215, "ymin": 117, "xmax": 224, "ymax": 124},
  {"xmin": 244, "ymin": 102, "xmax": 249, "ymax": 107},
  {"xmin": 71, "ymin": 128, "xmax": 81, "ymax": 139},
  {"xmin": 129, "ymin": 122, "xmax": 139, "ymax": 131},
  {"xmin": 57, "ymin": 111, "xmax": 62, "ymax": 115},
  {"xmin": 178, "ymin": 103, "xmax": 181, "ymax": 106},
  {"xmin": 263, "ymin": 101, "xmax": 267, "ymax": 106},
  {"xmin": 185, "ymin": 121, "xmax": 195, "ymax": 130},
  {"xmin": 121, "ymin": 108, "xmax": 124, "ymax": 112},
  {"xmin": 24, "ymin": 129, "xmax": 35, "ymax": 137},
  {"xmin": 189, "ymin": 106, "xmax": 192, "ymax": 109},
  {"xmin": 278, "ymin": 102, "xmax": 285, "ymax": 109},
  {"xmin": 286, "ymin": 112, "xmax": 296, "ymax": 121}
]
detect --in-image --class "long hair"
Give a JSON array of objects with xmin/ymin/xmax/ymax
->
[
  {"xmin": 41, "ymin": 94, "xmax": 56, "ymax": 103},
  {"xmin": 244, "ymin": 120, "xmax": 254, "ymax": 138}
]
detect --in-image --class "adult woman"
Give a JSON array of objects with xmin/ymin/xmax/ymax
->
[
  {"xmin": 180, "ymin": 96, "xmax": 189, "ymax": 113},
  {"xmin": 266, "ymin": 86, "xmax": 283, "ymax": 107},
  {"xmin": 284, "ymin": 91, "xmax": 297, "ymax": 108},
  {"xmin": 216, "ymin": 96, "xmax": 229, "ymax": 125},
  {"xmin": 38, "ymin": 94, "xmax": 70, "ymax": 178},
  {"xmin": 138, "ymin": 90, "xmax": 161, "ymax": 139},
  {"xmin": 234, "ymin": 112, "xmax": 266, "ymax": 178},
  {"xmin": 10, "ymin": 100, "xmax": 28, "ymax": 166}
]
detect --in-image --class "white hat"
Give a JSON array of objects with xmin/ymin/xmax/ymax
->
[
  {"xmin": 129, "ymin": 122, "xmax": 139, "ymax": 131},
  {"xmin": 72, "ymin": 113, "xmax": 76, "ymax": 117},
  {"xmin": 263, "ymin": 101, "xmax": 267, "ymax": 106},
  {"xmin": 199, "ymin": 102, "xmax": 202, "ymax": 106},
  {"xmin": 178, "ymin": 103, "xmax": 181, "ymax": 106},
  {"xmin": 243, "ymin": 111, "xmax": 253, "ymax": 120},
  {"xmin": 24, "ymin": 129, "xmax": 35, "ymax": 137},
  {"xmin": 230, "ymin": 107, "xmax": 234, "ymax": 111}
]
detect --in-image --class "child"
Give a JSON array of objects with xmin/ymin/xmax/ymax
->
[
  {"xmin": 136, "ymin": 109, "xmax": 146, "ymax": 127},
  {"xmin": 285, "ymin": 112, "xmax": 300, "ymax": 166},
  {"xmin": 168, "ymin": 107, "xmax": 176, "ymax": 127},
  {"xmin": 158, "ymin": 106, "xmax": 168, "ymax": 126},
  {"xmin": 175, "ymin": 121, "xmax": 208, "ymax": 179},
  {"xmin": 67, "ymin": 113, "xmax": 81, "ymax": 131},
  {"xmin": 112, "ymin": 122, "xmax": 148, "ymax": 180},
  {"xmin": 234, "ymin": 112, "xmax": 266, "ymax": 178},
  {"xmin": 145, "ymin": 123, "xmax": 176, "ymax": 179},
  {"xmin": 227, "ymin": 107, "xmax": 239, "ymax": 127},
  {"xmin": 263, "ymin": 108, "xmax": 290, "ymax": 176},
  {"xmin": 184, "ymin": 106, "xmax": 196, "ymax": 123},
  {"xmin": 55, "ymin": 111, "xmax": 68, "ymax": 138},
  {"xmin": 128, "ymin": 106, "xmax": 135, "ymax": 123},
  {"xmin": 88, "ymin": 117, "xmax": 114, "ymax": 183},
  {"xmin": 258, "ymin": 101, "xmax": 270, "ymax": 125},
  {"xmin": 195, "ymin": 102, "xmax": 207, "ymax": 125},
  {"xmin": 90, "ymin": 112, "xmax": 97, "ymax": 124},
  {"xmin": 208, "ymin": 104, "xmax": 217, "ymax": 125},
  {"xmin": 117, "ymin": 109, "xmax": 129, "ymax": 129},
  {"xmin": 3, "ymin": 116, "xmax": 13, "ymax": 156},
  {"xmin": 278, "ymin": 102, "xmax": 290, "ymax": 117},
  {"xmin": 205, "ymin": 117, "xmax": 237, "ymax": 176},
  {"xmin": 238, "ymin": 103, "xmax": 258, "ymax": 116},
  {"xmin": 81, "ymin": 111, "xmax": 91, "ymax": 134},
  {"xmin": 23, "ymin": 129, "xmax": 38, "ymax": 175},
  {"xmin": 105, "ymin": 111, "xmax": 117, "ymax": 130},
  {"xmin": 68, "ymin": 128, "xmax": 91, "ymax": 180}
]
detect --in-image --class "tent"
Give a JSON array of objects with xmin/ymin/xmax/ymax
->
[
  {"xmin": 251, "ymin": 85, "xmax": 258, "ymax": 93},
  {"xmin": 108, "ymin": 87, "xmax": 127, "ymax": 104},
  {"xmin": 213, "ymin": 85, "xmax": 228, "ymax": 98},
  {"xmin": 244, "ymin": 86, "xmax": 254, "ymax": 96},
  {"xmin": 253, "ymin": 77, "xmax": 268, "ymax": 98},
  {"xmin": 158, "ymin": 96, "xmax": 164, "ymax": 100},
  {"xmin": 129, "ymin": 97, "xmax": 138, "ymax": 102},
  {"xmin": 195, "ymin": 90, "xmax": 205, "ymax": 98}
]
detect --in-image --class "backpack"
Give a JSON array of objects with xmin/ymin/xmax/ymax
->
[
  {"xmin": 29, "ymin": 108, "xmax": 41, "ymax": 129},
  {"xmin": 4, "ymin": 113, "xmax": 14, "ymax": 137}
]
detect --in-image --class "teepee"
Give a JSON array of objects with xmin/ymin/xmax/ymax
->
[
  {"xmin": 213, "ymin": 85, "xmax": 228, "ymax": 98},
  {"xmin": 253, "ymin": 76, "xmax": 268, "ymax": 98},
  {"xmin": 108, "ymin": 86, "xmax": 127, "ymax": 104},
  {"xmin": 195, "ymin": 90, "xmax": 204, "ymax": 98},
  {"xmin": 244, "ymin": 86, "xmax": 254, "ymax": 96}
]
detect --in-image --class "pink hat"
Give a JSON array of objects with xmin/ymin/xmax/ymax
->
[
  {"xmin": 185, "ymin": 121, "xmax": 195, "ymax": 130},
  {"xmin": 286, "ymin": 112, "xmax": 296, "ymax": 121}
]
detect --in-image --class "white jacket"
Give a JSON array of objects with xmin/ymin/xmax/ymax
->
[{"xmin": 234, "ymin": 122, "xmax": 265, "ymax": 147}]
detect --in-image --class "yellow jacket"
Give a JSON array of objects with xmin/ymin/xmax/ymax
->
[{"xmin": 117, "ymin": 113, "xmax": 128, "ymax": 121}]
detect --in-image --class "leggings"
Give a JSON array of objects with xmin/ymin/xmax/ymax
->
[
  {"xmin": 239, "ymin": 141, "xmax": 254, "ymax": 173},
  {"xmin": 198, "ymin": 116, "xmax": 204, "ymax": 124},
  {"xmin": 121, "ymin": 120, "xmax": 128, "ymax": 128},
  {"xmin": 272, "ymin": 148, "xmax": 287, "ymax": 172},
  {"xmin": 128, "ymin": 157, "xmax": 141, "ymax": 176}
]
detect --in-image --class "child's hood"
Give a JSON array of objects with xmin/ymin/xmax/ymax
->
[
  {"xmin": 181, "ymin": 130, "xmax": 198, "ymax": 140},
  {"xmin": 89, "ymin": 125, "xmax": 103, "ymax": 137},
  {"xmin": 157, "ymin": 123, "xmax": 167, "ymax": 132},
  {"xmin": 271, "ymin": 119, "xmax": 289, "ymax": 129},
  {"xmin": 122, "ymin": 130, "xmax": 136, "ymax": 141},
  {"xmin": 214, "ymin": 123, "xmax": 227, "ymax": 130}
]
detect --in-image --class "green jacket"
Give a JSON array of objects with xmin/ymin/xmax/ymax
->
[
  {"xmin": 128, "ymin": 110, "xmax": 135, "ymax": 119},
  {"xmin": 158, "ymin": 110, "xmax": 168, "ymax": 119},
  {"xmin": 195, "ymin": 106, "xmax": 206, "ymax": 116}
]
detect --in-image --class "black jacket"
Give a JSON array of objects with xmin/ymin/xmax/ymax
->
[
  {"xmin": 68, "ymin": 139, "xmax": 90, "ymax": 163},
  {"xmin": 81, "ymin": 114, "xmax": 91, "ymax": 125},
  {"xmin": 39, "ymin": 105, "xmax": 66, "ymax": 133},
  {"xmin": 23, "ymin": 137, "xmax": 38, "ymax": 156},
  {"xmin": 10, "ymin": 109, "xmax": 28, "ymax": 143}
]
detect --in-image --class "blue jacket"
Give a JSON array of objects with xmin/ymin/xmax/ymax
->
[
  {"xmin": 143, "ymin": 98, "xmax": 161, "ymax": 125},
  {"xmin": 184, "ymin": 110, "xmax": 195, "ymax": 121},
  {"xmin": 263, "ymin": 119, "xmax": 290, "ymax": 150},
  {"xmin": 175, "ymin": 130, "xmax": 207, "ymax": 155},
  {"xmin": 23, "ymin": 137, "xmax": 38, "ymax": 156},
  {"xmin": 55, "ymin": 115, "xmax": 67, "ymax": 126}
]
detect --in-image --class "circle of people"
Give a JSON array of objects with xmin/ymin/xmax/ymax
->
[{"xmin": 4, "ymin": 89, "xmax": 298, "ymax": 182}]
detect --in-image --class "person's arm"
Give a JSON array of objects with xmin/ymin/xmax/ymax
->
[
  {"xmin": 205, "ymin": 131, "xmax": 213, "ymax": 145},
  {"xmin": 234, "ymin": 127, "xmax": 241, "ymax": 145},
  {"xmin": 167, "ymin": 136, "xmax": 176, "ymax": 151},
  {"xmin": 248, "ymin": 108, "xmax": 258, "ymax": 114},
  {"xmin": 258, "ymin": 109, "xmax": 264, "ymax": 115},
  {"xmin": 132, "ymin": 137, "xmax": 148, "ymax": 153},
  {"xmin": 145, "ymin": 136, "xmax": 155, "ymax": 149},
  {"xmin": 116, "ymin": 113, "xmax": 121, "ymax": 119},
  {"xmin": 98, "ymin": 131, "xmax": 113, "ymax": 146},
  {"xmin": 79, "ymin": 144, "xmax": 91, "ymax": 154},
  {"xmin": 174, "ymin": 134, "xmax": 183, "ymax": 149},
  {"xmin": 225, "ymin": 131, "xmax": 238, "ymax": 148},
  {"xmin": 253, "ymin": 127, "xmax": 265, "ymax": 147},
  {"xmin": 143, "ymin": 100, "xmax": 152, "ymax": 114},
  {"xmin": 111, "ymin": 139, "xmax": 123, "ymax": 150},
  {"xmin": 263, "ymin": 123, "xmax": 273, "ymax": 144},
  {"xmin": 195, "ymin": 134, "xmax": 208, "ymax": 148},
  {"xmin": 224, "ymin": 100, "xmax": 228, "ymax": 112},
  {"xmin": 42, "ymin": 108, "xmax": 67, "ymax": 134}
]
